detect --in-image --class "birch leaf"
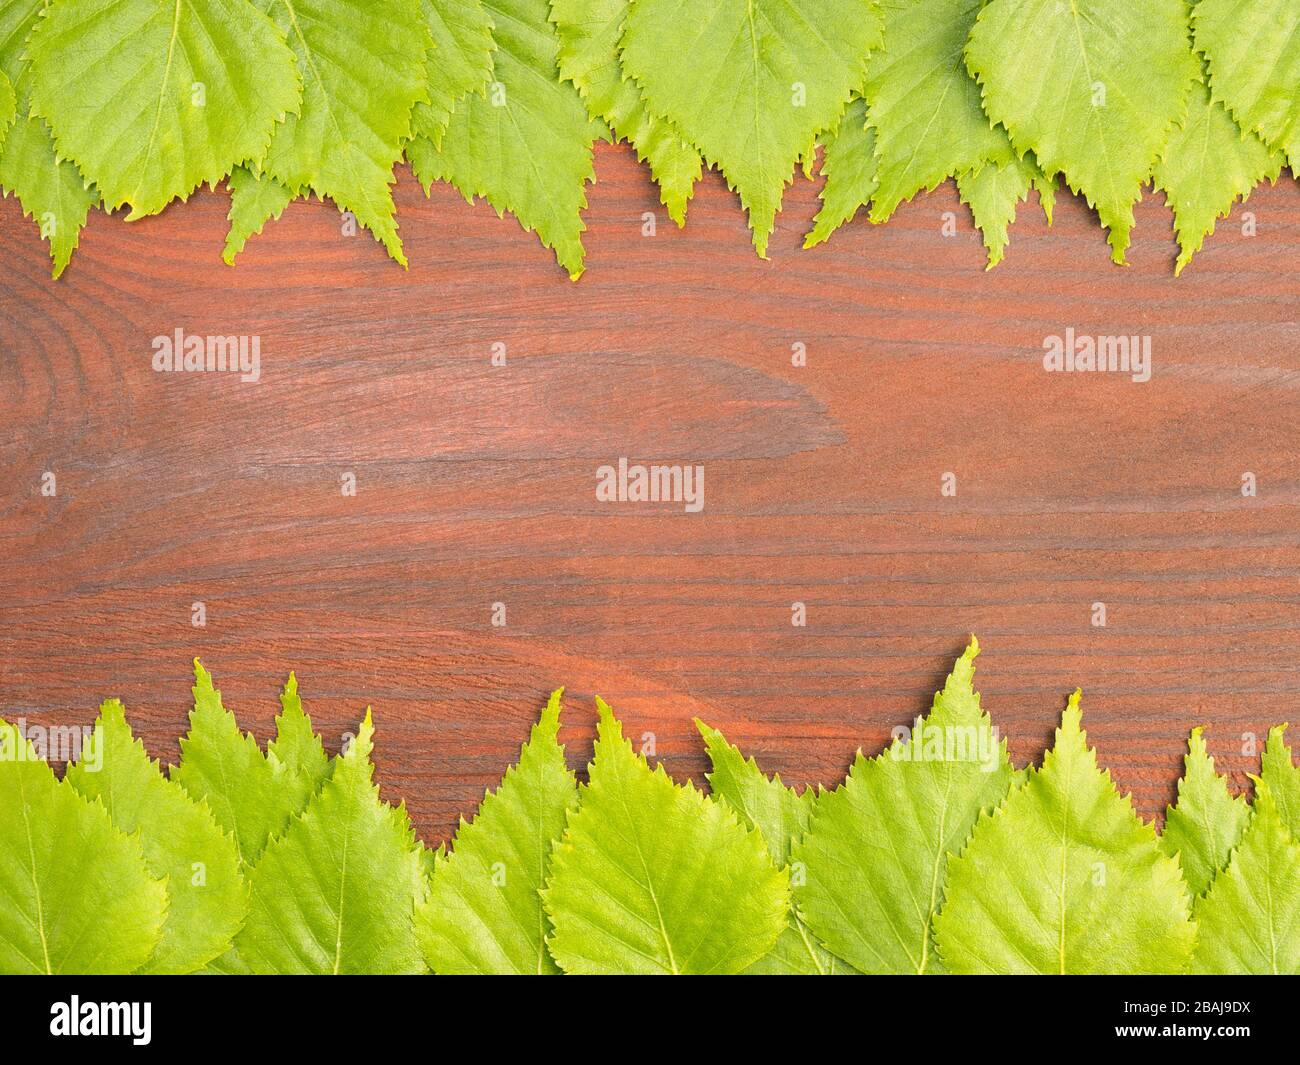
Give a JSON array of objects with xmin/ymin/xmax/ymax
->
[
  {"xmin": 867, "ymin": 0, "xmax": 1011, "ymax": 222},
  {"xmin": 66, "ymin": 700, "xmax": 247, "ymax": 975},
  {"xmin": 550, "ymin": 0, "xmax": 701, "ymax": 225},
  {"xmin": 408, "ymin": 0, "xmax": 599, "ymax": 278},
  {"xmin": 0, "ymin": 0, "xmax": 97, "ymax": 277},
  {"xmin": 1191, "ymin": 792, "xmax": 1300, "ymax": 974},
  {"xmin": 1258, "ymin": 724, "xmax": 1300, "ymax": 837},
  {"xmin": 956, "ymin": 153, "xmax": 1052, "ymax": 268},
  {"xmin": 222, "ymin": 166, "xmax": 295, "ymax": 264},
  {"xmin": 27, "ymin": 0, "xmax": 301, "ymax": 217},
  {"xmin": 699, "ymin": 722, "xmax": 854, "ymax": 974},
  {"xmin": 171, "ymin": 662, "xmax": 319, "ymax": 865},
  {"xmin": 619, "ymin": 0, "xmax": 883, "ymax": 257},
  {"xmin": 1154, "ymin": 74, "xmax": 1282, "ymax": 276},
  {"xmin": 1195, "ymin": 0, "xmax": 1300, "ymax": 169},
  {"xmin": 255, "ymin": 0, "xmax": 430, "ymax": 266},
  {"xmin": 237, "ymin": 710, "xmax": 426, "ymax": 974},
  {"xmin": 415, "ymin": 690, "xmax": 577, "ymax": 973},
  {"xmin": 934, "ymin": 692, "xmax": 1197, "ymax": 974},
  {"xmin": 0, "ymin": 718, "xmax": 166, "ymax": 974},
  {"xmin": 1161, "ymin": 727, "xmax": 1250, "ymax": 896},
  {"xmin": 412, "ymin": 0, "xmax": 496, "ymax": 148},
  {"xmin": 543, "ymin": 698, "xmax": 789, "ymax": 974},
  {"xmin": 805, "ymin": 95, "xmax": 877, "ymax": 248},
  {"xmin": 794, "ymin": 638, "xmax": 1013, "ymax": 974},
  {"xmin": 965, "ymin": 0, "xmax": 1197, "ymax": 263}
]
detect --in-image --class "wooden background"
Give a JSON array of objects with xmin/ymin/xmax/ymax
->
[{"xmin": 2, "ymin": 143, "xmax": 1298, "ymax": 844}]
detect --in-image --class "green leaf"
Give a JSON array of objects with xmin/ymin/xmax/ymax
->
[
  {"xmin": 934, "ymin": 691, "xmax": 1197, "ymax": 974},
  {"xmin": 866, "ymin": 0, "xmax": 1012, "ymax": 223},
  {"xmin": 27, "ymin": 0, "xmax": 301, "ymax": 218},
  {"xmin": 1258, "ymin": 724, "xmax": 1300, "ymax": 837},
  {"xmin": 1160, "ymin": 727, "xmax": 1250, "ymax": 896},
  {"xmin": 955, "ymin": 153, "xmax": 1051, "ymax": 268},
  {"xmin": 237, "ymin": 710, "xmax": 426, "ymax": 973},
  {"xmin": 408, "ymin": 0, "xmax": 598, "ymax": 278},
  {"xmin": 550, "ymin": 0, "xmax": 701, "ymax": 225},
  {"xmin": 543, "ymin": 698, "xmax": 789, "ymax": 973},
  {"xmin": 174, "ymin": 667, "xmax": 328, "ymax": 974},
  {"xmin": 1191, "ymin": 791, "xmax": 1300, "ymax": 974},
  {"xmin": 415, "ymin": 689, "xmax": 578, "ymax": 973},
  {"xmin": 1153, "ymin": 74, "xmax": 1282, "ymax": 276},
  {"xmin": 794, "ymin": 638, "xmax": 1013, "ymax": 974},
  {"xmin": 1195, "ymin": 0, "xmax": 1300, "ymax": 169},
  {"xmin": 222, "ymin": 166, "xmax": 295, "ymax": 264},
  {"xmin": 413, "ymin": 0, "xmax": 496, "ymax": 149},
  {"xmin": 171, "ymin": 661, "xmax": 318, "ymax": 865},
  {"xmin": 699, "ymin": 722, "xmax": 852, "ymax": 974},
  {"xmin": 254, "ymin": 0, "xmax": 430, "ymax": 266},
  {"xmin": 0, "ymin": 0, "xmax": 98, "ymax": 277},
  {"xmin": 966, "ymin": 0, "xmax": 1198, "ymax": 264},
  {"xmin": 0, "ymin": 68, "xmax": 13, "ymax": 138},
  {"xmin": 200, "ymin": 949, "xmax": 254, "ymax": 975},
  {"xmin": 804, "ymin": 95, "xmax": 877, "ymax": 248},
  {"xmin": 0, "ymin": 718, "xmax": 166, "ymax": 974},
  {"xmin": 66, "ymin": 700, "xmax": 247, "ymax": 974},
  {"xmin": 267, "ymin": 670, "xmax": 330, "ymax": 787},
  {"xmin": 619, "ymin": 0, "xmax": 883, "ymax": 257}
]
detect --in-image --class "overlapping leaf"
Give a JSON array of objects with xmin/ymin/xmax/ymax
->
[
  {"xmin": 413, "ymin": 0, "xmax": 496, "ymax": 149},
  {"xmin": 415, "ymin": 689, "xmax": 577, "ymax": 974},
  {"xmin": 0, "ymin": 0, "xmax": 97, "ymax": 278},
  {"xmin": 8, "ymin": 2, "xmax": 1294, "ymax": 277},
  {"xmin": 620, "ymin": 0, "xmax": 882, "ymax": 257},
  {"xmin": 0, "ymin": 718, "xmax": 166, "ymax": 974},
  {"xmin": 222, "ymin": 167, "xmax": 295, "ymax": 264},
  {"xmin": 1154, "ymin": 73, "xmax": 1282, "ymax": 276},
  {"xmin": 956, "ymin": 153, "xmax": 1053, "ymax": 268},
  {"xmin": 1161, "ymin": 727, "xmax": 1250, "ymax": 896},
  {"xmin": 1258, "ymin": 724, "xmax": 1299, "ymax": 835},
  {"xmin": 966, "ymin": 0, "xmax": 1198, "ymax": 264},
  {"xmin": 700, "ymin": 722, "xmax": 852, "ymax": 974},
  {"xmin": 1195, "ymin": 0, "xmax": 1300, "ymax": 170},
  {"xmin": 66, "ymin": 700, "xmax": 247, "ymax": 974},
  {"xmin": 550, "ymin": 0, "xmax": 700, "ymax": 225},
  {"xmin": 866, "ymin": 0, "xmax": 1010, "ymax": 222},
  {"xmin": 4, "ymin": 649, "xmax": 1300, "ymax": 975},
  {"xmin": 268, "ymin": 671, "xmax": 332, "ymax": 786},
  {"xmin": 543, "ymin": 698, "xmax": 790, "ymax": 973},
  {"xmin": 234, "ymin": 0, "xmax": 430, "ymax": 266},
  {"xmin": 795, "ymin": 638, "xmax": 1013, "ymax": 974},
  {"xmin": 27, "ymin": 0, "xmax": 301, "ymax": 218},
  {"xmin": 934, "ymin": 692, "xmax": 1197, "ymax": 974},
  {"xmin": 238, "ymin": 710, "xmax": 426, "ymax": 974},
  {"xmin": 408, "ymin": 0, "xmax": 599, "ymax": 278},
  {"xmin": 172, "ymin": 662, "xmax": 322, "ymax": 865},
  {"xmin": 1191, "ymin": 791, "xmax": 1300, "ymax": 974},
  {"xmin": 805, "ymin": 96, "xmax": 877, "ymax": 249}
]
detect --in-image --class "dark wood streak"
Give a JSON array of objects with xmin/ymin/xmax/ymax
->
[{"xmin": 2, "ymin": 142, "xmax": 1298, "ymax": 843}]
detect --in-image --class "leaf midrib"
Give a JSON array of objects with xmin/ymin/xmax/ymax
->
[
  {"xmin": 1056, "ymin": 747, "xmax": 1074, "ymax": 975},
  {"xmin": 617, "ymin": 781, "xmax": 679, "ymax": 974},
  {"xmin": 130, "ymin": 0, "xmax": 182, "ymax": 210},
  {"xmin": 17, "ymin": 761, "xmax": 53, "ymax": 974}
]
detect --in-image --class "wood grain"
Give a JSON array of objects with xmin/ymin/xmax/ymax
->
[{"xmin": 3, "ymin": 142, "xmax": 1299, "ymax": 843}]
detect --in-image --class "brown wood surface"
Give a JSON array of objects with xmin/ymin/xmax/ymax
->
[{"xmin": 3, "ymin": 143, "xmax": 1298, "ymax": 843}]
